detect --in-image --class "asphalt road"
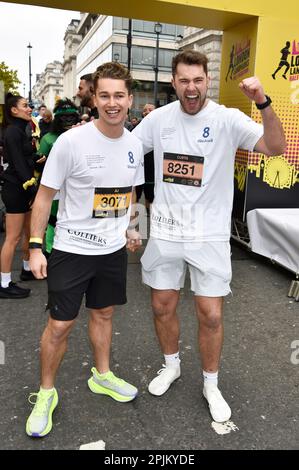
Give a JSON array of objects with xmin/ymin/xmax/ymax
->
[{"xmin": 0, "ymin": 235, "xmax": 298, "ymax": 450}]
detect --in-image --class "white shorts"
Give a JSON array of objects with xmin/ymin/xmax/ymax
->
[{"xmin": 141, "ymin": 238, "xmax": 232, "ymax": 297}]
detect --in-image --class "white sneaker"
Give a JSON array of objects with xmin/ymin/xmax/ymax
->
[
  {"xmin": 148, "ymin": 364, "xmax": 181, "ymax": 396},
  {"xmin": 203, "ymin": 384, "xmax": 231, "ymax": 422}
]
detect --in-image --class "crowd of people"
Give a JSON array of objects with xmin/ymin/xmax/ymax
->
[{"xmin": 0, "ymin": 50, "xmax": 286, "ymax": 438}]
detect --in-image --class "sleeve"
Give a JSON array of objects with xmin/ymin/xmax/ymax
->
[
  {"xmin": 132, "ymin": 114, "xmax": 154, "ymax": 154},
  {"xmin": 230, "ymin": 109, "xmax": 264, "ymax": 151},
  {"xmin": 133, "ymin": 141, "xmax": 145, "ymax": 187},
  {"xmin": 41, "ymin": 133, "xmax": 73, "ymax": 190},
  {"xmin": 38, "ymin": 134, "xmax": 52, "ymax": 157},
  {"xmin": 4, "ymin": 127, "xmax": 33, "ymax": 184}
]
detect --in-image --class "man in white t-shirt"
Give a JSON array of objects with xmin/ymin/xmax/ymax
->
[
  {"xmin": 26, "ymin": 62, "xmax": 144, "ymax": 437},
  {"xmin": 133, "ymin": 50, "xmax": 286, "ymax": 423}
]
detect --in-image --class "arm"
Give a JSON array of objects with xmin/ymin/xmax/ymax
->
[
  {"xmin": 38, "ymin": 134, "xmax": 51, "ymax": 157},
  {"xmin": 36, "ymin": 134, "xmax": 51, "ymax": 164},
  {"xmin": 126, "ymin": 188, "xmax": 142, "ymax": 253},
  {"xmin": 5, "ymin": 127, "xmax": 34, "ymax": 183},
  {"xmin": 29, "ymin": 184, "xmax": 57, "ymax": 279},
  {"xmin": 239, "ymin": 77, "xmax": 286, "ymax": 156}
]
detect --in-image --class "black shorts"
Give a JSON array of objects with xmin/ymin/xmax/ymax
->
[
  {"xmin": 1, "ymin": 180, "xmax": 31, "ymax": 213},
  {"xmin": 47, "ymin": 246, "xmax": 128, "ymax": 321}
]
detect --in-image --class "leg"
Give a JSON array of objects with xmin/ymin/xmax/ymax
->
[
  {"xmin": 40, "ymin": 317, "xmax": 75, "ymax": 388},
  {"xmin": 88, "ymin": 306, "xmax": 114, "ymax": 374},
  {"xmin": 272, "ymin": 66, "xmax": 281, "ymax": 78},
  {"xmin": 87, "ymin": 306, "xmax": 138, "ymax": 402},
  {"xmin": 0, "ymin": 212, "xmax": 32, "ymax": 296},
  {"xmin": 21, "ymin": 211, "xmax": 31, "ymax": 262},
  {"xmin": 26, "ymin": 317, "xmax": 75, "ymax": 437},
  {"xmin": 19, "ymin": 211, "xmax": 37, "ymax": 281},
  {"xmin": 148, "ymin": 288, "xmax": 181, "ymax": 396},
  {"xmin": 195, "ymin": 296, "xmax": 231, "ymax": 422},
  {"xmin": 195, "ymin": 296, "xmax": 223, "ymax": 372},
  {"xmin": 0, "ymin": 212, "xmax": 26, "ymax": 273},
  {"xmin": 283, "ymin": 62, "xmax": 290, "ymax": 77},
  {"xmin": 151, "ymin": 288, "xmax": 181, "ymax": 355}
]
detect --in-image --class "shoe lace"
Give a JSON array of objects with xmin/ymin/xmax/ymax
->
[
  {"xmin": 106, "ymin": 372, "xmax": 125, "ymax": 386},
  {"xmin": 157, "ymin": 364, "xmax": 167, "ymax": 375},
  {"xmin": 28, "ymin": 392, "xmax": 52, "ymax": 416}
]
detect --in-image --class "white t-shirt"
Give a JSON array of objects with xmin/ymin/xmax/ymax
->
[
  {"xmin": 41, "ymin": 121, "xmax": 144, "ymax": 255},
  {"xmin": 133, "ymin": 100, "xmax": 263, "ymax": 242}
]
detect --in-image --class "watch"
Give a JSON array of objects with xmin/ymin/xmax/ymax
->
[
  {"xmin": 263, "ymin": 156, "xmax": 292, "ymax": 189},
  {"xmin": 255, "ymin": 95, "xmax": 272, "ymax": 110}
]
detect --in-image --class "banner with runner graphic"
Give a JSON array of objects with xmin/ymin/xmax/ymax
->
[{"xmin": 220, "ymin": 17, "xmax": 299, "ymax": 220}]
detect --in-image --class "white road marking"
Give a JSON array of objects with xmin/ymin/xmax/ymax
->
[
  {"xmin": 211, "ymin": 420, "xmax": 239, "ymax": 435},
  {"xmin": 79, "ymin": 440, "xmax": 106, "ymax": 450}
]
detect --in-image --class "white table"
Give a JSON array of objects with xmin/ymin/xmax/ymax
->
[{"xmin": 246, "ymin": 208, "xmax": 299, "ymax": 274}]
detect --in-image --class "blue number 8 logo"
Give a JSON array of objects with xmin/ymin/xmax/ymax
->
[
  {"xmin": 128, "ymin": 151, "xmax": 134, "ymax": 164},
  {"xmin": 203, "ymin": 127, "xmax": 210, "ymax": 138}
]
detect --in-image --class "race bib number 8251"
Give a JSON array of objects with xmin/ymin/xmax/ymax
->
[{"xmin": 163, "ymin": 152, "xmax": 204, "ymax": 187}]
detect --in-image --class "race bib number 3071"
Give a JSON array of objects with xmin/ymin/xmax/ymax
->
[
  {"xmin": 93, "ymin": 186, "xmax": 132, "ymax": 218},
  {"xmin": 163, "ymin": 152, "xmax": 204, "ymax": 187}
]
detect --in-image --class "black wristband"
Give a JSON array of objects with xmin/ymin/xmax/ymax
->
[
  {"xmin": 29, "ymin": 242, "xmax": 42, "ymax": 249},
  {"xmin": 255, "ymin": 95, "xmax": 272, "ymax": 110}
]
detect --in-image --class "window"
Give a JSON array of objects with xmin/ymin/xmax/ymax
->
[
  {"xmin": 113, "ymin": 18, "xmax": 184, "ymax": 38},
  {"xmin": 112, "ymin": 44, "xmax": 175, "ymax": 71}
]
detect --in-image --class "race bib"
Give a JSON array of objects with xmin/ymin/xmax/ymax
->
[
  {"xmin": 93, "ymin": 186, "xmax": 132, "ymax": 218},
  {"xmin": 163, "ymin": 152, "xmax": 204, "ymax": 187}
]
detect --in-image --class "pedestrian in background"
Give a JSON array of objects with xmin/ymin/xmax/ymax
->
[{"xmin": 0, "ymin": 93, "xmax": 38, "ymax": 298}]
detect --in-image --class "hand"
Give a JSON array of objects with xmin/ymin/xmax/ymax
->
[
  {"xmin": 126, "ymin": 228, "xmax": 142, "ymax": 253},
  {"xmin": 36, "ymin": 156, "xmax": 46, "ymax": 164},
  {"xmin": 29, "ymin": 250, "xmax": 47, "ymax": 279},
  {"xmin": 239, "ymin": 76, "xmax": 266, "ymax": 105}
]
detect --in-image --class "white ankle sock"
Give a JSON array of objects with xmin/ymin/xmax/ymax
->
[
  {"xmin": 1, "ymin": 272, "xmax": 11, "ymax": 288},
  {"xmin": 23, "ymin": 260, "xmax": 31, "ymax": 271},
  {"xmin": 40, "ymin": 386, "xmax": 55, "ymax": 392},
  {"xmin": 203, "ymin": 370, "xmax": 218, "ymax": 387},
  {"xmin": 164, "ymin": 352, "xmax": 180, "ymax": 368}
]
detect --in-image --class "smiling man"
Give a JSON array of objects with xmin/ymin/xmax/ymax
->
[
  {"xmin": 26, "ymin": 62, "xmax": 144, "ymax": 437},
  {"xmin": 133, "ymin": 49, "xmax": 286, "ymax": 424}
]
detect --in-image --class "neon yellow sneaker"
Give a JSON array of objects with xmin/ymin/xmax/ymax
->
[
  {"xmin": 88, "ymin": 368, "xmax": 138, "ymax": 402},
  {"xmin": 26, "ymin": 388, "xmax": 58, "ymax": 437}
]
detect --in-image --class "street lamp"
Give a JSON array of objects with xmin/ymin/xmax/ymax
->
[
  {"xmin": 127, "ymin": 19, "xmax": 132, "ymax": 72},
  {"xmin": 153, "ymin": 23, "xmax": 162, "ymax": 108},
  {"xmin": 27, "ymin": 43, "xmax": 32, "ymax": 104},
  {"xmin": 113, "ymin": 52, "xmax": 120, "ymax": 63}
]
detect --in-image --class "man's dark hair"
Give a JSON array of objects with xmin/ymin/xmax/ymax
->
[
  {"xmin": 38, "ymin": 104, "xmax": 46, "ymax": 110},
  {"xmin": 80, "ymin": 73, "xmax": 93, "ymax": 83},
  {"xmin": 80, "ymin": 74, "xmax": 94, "ymax": 94},
  {"xmin": 93, "ymin": 62, "xmax": 133, "ymax": 94},
  {"xmin": 172, "ymin": 49, "xmax": 208, "ymax": 77}
]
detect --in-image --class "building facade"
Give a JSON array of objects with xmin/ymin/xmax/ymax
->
[
  {"xmin": 177, "ymin": 27, "xmax": 222, "ymax": 101},
  {"xmin": 32, "ymin": 15, "xmax": 223, "ymax": 114},
  {"xmin": 32, "ymin": 61, "xmax": 64, "ymax": 110},
  {"xmin": 75, "ymin": 14, "xmax": 184, "ymax": 116},
  {"xmin": 63, "ymin": 19, "xmax": 81, "ymax": 100}
]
